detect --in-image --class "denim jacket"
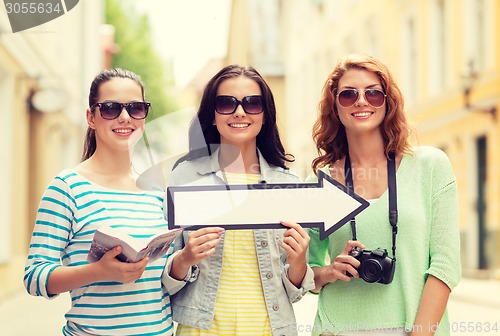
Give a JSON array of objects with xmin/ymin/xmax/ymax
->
[{"xmin": 162, "ymin": 147, "xmax": 315, "ymax": 336}]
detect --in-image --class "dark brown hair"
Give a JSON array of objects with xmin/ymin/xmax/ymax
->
[{"xmin": 178, "ymin": 64, "xmax": 293, "ymax": 169}]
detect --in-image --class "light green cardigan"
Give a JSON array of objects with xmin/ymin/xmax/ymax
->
[{"xmin": 307, "ymin": 146, "xmax": 461, "ymax": 336}]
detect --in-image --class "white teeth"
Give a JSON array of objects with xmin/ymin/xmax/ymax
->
[
  {"xmin": 353, "ymin": 112, "xmax": 372, "ymax": 118},
  {"xmin": 113, "ymin": 129, "xmax": 133, "ymax": 134},
  {"xmin": 229, "ymin": 123, "xmax": 250, "ymax": 128}
]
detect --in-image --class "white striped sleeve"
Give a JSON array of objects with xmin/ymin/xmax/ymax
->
[{"xmin": 24, "ymin": 176, "xmax": 75, "ymax": 298}]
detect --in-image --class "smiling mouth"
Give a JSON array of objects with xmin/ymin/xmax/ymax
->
[
  {"xmin": 113, "ymin": 129, "xmax": 134, "ymax": 134},
  {"xmin": 352, "ymin": 112, "xmax": 373, "ymax": 118},
  {"xmin": 229, "ymin": 123, "xmax": 251, "ymax": 128}
]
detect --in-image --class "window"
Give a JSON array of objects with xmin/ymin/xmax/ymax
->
[
  {"xmin": 402, "ymin": 16, "xmax": 417, "ymax": 104},
  {"xmin": 428, "ymin": 0, "xmax": 447, "ymax": 94},
  {"xmin": 464, "ymin": 0, "xmax": 486, "ymax": 71}
]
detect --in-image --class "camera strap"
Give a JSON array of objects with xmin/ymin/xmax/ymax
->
[{"xmin": 344, "ymin": 152, "xmax": 398, "ymax": 260}]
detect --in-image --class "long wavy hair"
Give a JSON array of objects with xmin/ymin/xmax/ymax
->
[
  {"xmin": 178, "ymin": 64, "xmax": 293, "ymax": 169},
  {"xmin": 312, "ymin": 54, "xmax": 413, "ymax": 173},
  {"xmin": 81, "ymin": 68, "xmax": 145, "ymax": 161}
]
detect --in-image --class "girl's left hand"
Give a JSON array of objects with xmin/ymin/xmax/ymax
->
[{"xmin": 280, "ymin": 220, "xmax": 310, "ymax": 267}]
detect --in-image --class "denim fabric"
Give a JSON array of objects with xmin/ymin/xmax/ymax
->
[{"xmin": 162, "ymin": 147, "xmax": 315, "ymax": 336}]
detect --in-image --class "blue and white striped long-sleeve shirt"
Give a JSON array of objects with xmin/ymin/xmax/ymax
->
[{"xmin": 24, "ymin": 170, "xmax": 174, "ymax": 335}]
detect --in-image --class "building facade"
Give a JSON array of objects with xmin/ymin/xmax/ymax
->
[
  {"xmin": 226, "ymin": 0, "xmax": 500, "ymax": 277},
  {"xmin": 0, "ymin": 1, "xmax": 103, "ymax": 299},
  {"xmin": 226, "ymin": 0, "xmax": 289, "ymax": 148}
]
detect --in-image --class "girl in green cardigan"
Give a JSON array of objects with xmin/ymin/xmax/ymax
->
[{"xmin": 307, "ymin": 54, "xmax": 460, "ymax": 336}]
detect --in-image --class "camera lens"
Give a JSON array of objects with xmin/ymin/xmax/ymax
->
[{"xmin": 359, "ymin": 260, "xmax": 383, "ymax": 283}]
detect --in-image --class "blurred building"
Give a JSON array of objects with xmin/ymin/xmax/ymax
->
[
  {"xmin": 181, "ymin": 57, "xmax": 225, "ymax": 107},
  {"xmin": 226, "ymin": 0, "xmax": 499, "ymax": 277},
  {"xmin": 0, "ymin": 1, "xmax": 104, "ymax": 299},
  {"xmin": 227, "ymin": 0, "xmax": 289, "ymax": 150}
]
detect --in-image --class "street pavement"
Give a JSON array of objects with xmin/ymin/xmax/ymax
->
[{"xmin": 1, "ymin": 277, "xmax": 499, "ymax": 335}]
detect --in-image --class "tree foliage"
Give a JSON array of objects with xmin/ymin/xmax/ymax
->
[{"xmin": 105, "ymin": 0, "xmax": 177, "ymax": 120}]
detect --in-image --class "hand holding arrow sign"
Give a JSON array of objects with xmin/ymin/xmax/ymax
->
[{"xmin": 167, "ymin": 170, "xmax": 369, "ymax": 240}]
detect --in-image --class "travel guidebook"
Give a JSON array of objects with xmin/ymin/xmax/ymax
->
[{"xmin": 87, "ymin": 226, "xmax": 183, "ymax": 263}]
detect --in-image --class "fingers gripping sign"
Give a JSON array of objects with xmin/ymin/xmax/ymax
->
[
  {"xmin": 183, "ymin": 227, "xmax": 225, "ymax": 265},
  {"xmin": 280, "ymin": 220, "xmax": 311, "ymax": 287},
  {"xmin": 280, "ymin": 220, "xmax": 310, "ymax": 265},
  {"xmin": 169, "ymin": 227, "xmax": 224, "ymax": 282}
]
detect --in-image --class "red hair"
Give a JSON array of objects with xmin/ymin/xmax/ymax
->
[{"xmin": 312, "ymin": 54, "xmax": 413, "ymax": 173}]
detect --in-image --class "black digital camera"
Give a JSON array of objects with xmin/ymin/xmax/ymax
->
[{"xmin": 348, "ymin": 247, "xmax": 396, "ymax": 284}]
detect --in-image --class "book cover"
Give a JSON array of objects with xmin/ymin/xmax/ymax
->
[{"xmin": 87, "ymin": 226, "xmax": 183, "ymax": 263}]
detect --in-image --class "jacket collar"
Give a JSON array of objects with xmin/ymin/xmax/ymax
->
[{"xmin": 196, "ymin": 146, "xmax": 272, "ymax": 183}]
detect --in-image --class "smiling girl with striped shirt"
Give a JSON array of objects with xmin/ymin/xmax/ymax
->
[{"xmin": 24, "ymin": 68, "xmax": 174, "ymax": 335}]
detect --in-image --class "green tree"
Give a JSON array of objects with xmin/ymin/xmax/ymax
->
[{"xmin": 105, "ymin": 0, "xmax": 177, "ymax": 120}]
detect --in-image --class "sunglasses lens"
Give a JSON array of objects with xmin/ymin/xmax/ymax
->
[
  {"xmin": 215, "ymin": 96, "xmax": 237, "ymax": 114},
  {"xmin": 99, "ymin": 102, "xmax": 122, "ymax": 120},
  {"xmin": 127, "ymin": 102, "xmax": 149, "ymax": 119},
  {"xmin": 338, "ymin": 90, "xmax": 359, "ymax": 107},
  {"xmin": 98, "ymin": 102, "xmax": 149, "ymax": 120},
  {"xmin": 338, "ymin": 89, "xmax": 386, "ymax": 108},
  {"xmin": 242, "ymin": 96, "xmax": 263, "ymax": 114},
  {"xmin": 365, "ymin": 89, "xmax": 386, "ymax": 108}
]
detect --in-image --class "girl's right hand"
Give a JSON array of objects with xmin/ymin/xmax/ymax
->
[
  {"xmin": 47, "ymin": 246, "xmax": 149, "ymax": 295},
  {"xmin": 92, "ymin": 246, "xmax": 149, "ymax": 283},
  {"xmin": 177, "ymin": 227, "xmax": 224, "ymax": 267},
  {"xmin": 317, "ymin": 240, "xmax": 366, "ymax": 285}
]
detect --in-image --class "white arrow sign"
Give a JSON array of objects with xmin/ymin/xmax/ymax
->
[{"xmin": 167, "ymin": 170, "xmax": 369, "ymax": 240}]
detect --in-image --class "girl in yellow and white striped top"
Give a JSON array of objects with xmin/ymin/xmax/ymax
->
[
  {"xmin": 176, "ymin": 172, "xmax": 272, "ymax": 335},
  {"xmin": 163, "ymin": 65, "xmax": 315, "ymax": 336}
]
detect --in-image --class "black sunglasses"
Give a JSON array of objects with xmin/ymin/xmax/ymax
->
[
  {"xmin": 215, "ymin": 95, "xmax": 264, "ymax": 115},
  {"xmin": 337, "ymin": 89, "xmax": 386, "ymax": 108},
  {"xmin": 91, "ymin": 101, "xmax": 151, "ymax": 120}
]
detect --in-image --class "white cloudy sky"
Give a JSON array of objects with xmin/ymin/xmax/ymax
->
[{"xmin": 134, "ymin": 0, "xmax": 231, "ymax": 88}]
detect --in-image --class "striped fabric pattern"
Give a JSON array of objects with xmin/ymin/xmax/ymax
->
[
  {"xmin": 176, "ymin": 172, "xmax": 272, "ymax": 336},
  {"xmin": 24, "ymin": 170, "xmax": 173, "ymax": 335}
]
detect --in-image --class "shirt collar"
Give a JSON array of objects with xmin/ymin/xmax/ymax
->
[{"xmin": 196, "ymin": 146, "xmax": 271, "ymax": 183}]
